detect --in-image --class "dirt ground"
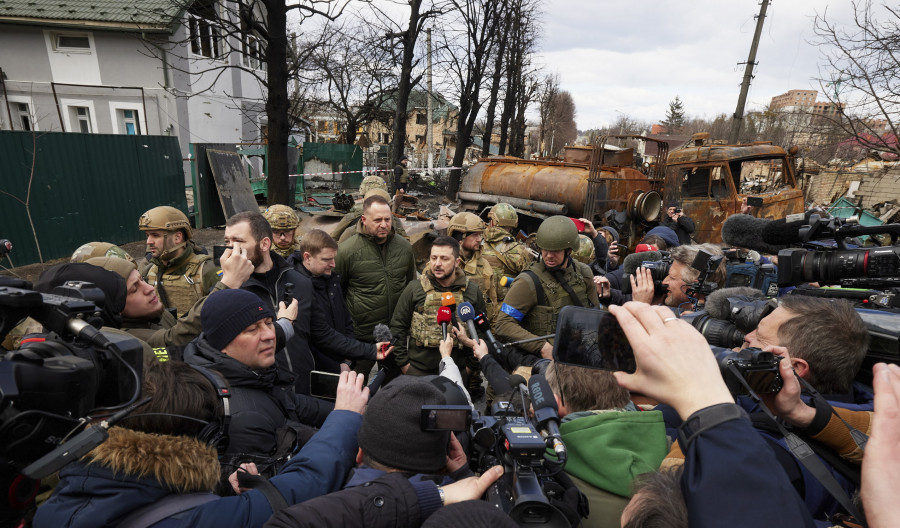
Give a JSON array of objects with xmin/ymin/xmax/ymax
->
[{"xmin": 0, "ymin": 186, "xmax": 455, "ymax": 284}]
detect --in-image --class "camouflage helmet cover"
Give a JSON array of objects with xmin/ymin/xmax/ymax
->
[
  {"xmin": 263, "ymin": 204, "xmax": 300, "ymax": 230},
  {"xmin": 572, "ymin": 234, "xmax": 596, "ymax": 264},
  {"xmin": 447, "ymin": 212, "xmax": 487, "ymax": 239},
  {"xmin": 138, "ymin": 206, "xmax": 192, "ymax": 239},
  {"xmin": 487, "ymin": 202, "xmax": 518, "ymax": 228},
  {"xmin": 359, "ymin": 175, "xmax": 388, "ymax": 196},
  {"xmin": 535, "ymin": 215, "xmax": 580, "ymax": 252},
  {"xmin": 71, "ymin": 242, "xmax": 135, "ymax": 263}
]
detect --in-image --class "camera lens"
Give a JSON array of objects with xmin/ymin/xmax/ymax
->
[{"xmin": 682, "ymin": 312, "xmax": 746, "ymax": 348}]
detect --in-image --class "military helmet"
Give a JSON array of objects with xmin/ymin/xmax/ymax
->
[
  {"xmin": 359, "ymin": 175, "xmax": 388, "ymax": 196},
  {"xmin": 572, "ymin": 235, "xmax": 596, "ymax": 264},
  {"xmin": 488, "ymin": 203, "xmax": 518, "ymax": 228},
  {"xmin": 447, "ymin": 212, "xmax": 486, "ymax": 239},
  {"xmin": 138, "ymin": 206, "xmax": 192, "ymax": 239},
  {"xmin": 71, "ymin": 242, "xmax": 135, "ymax": 263},
  {"xmin": 535, "ymin": 216, "xmax": 580, "ymax": 252},
  {"xmin": 263, "ymin": 204, "xmax": 300, "ymax": 230}
]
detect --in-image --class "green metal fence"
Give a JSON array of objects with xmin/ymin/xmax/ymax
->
[
  {"xmin": 303, "ymin": 142, "xmax": 364, "ymax": 189},
  {"xmin": 0, "ymin": 131, "xmax": 186, "ymax": 267}
]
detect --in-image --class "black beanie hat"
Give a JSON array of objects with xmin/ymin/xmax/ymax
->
[
  {"xmin": 357, "ymin": 376, "xmax": 450, "ymax": 473},
  {"xmin": 201, "ymin": 289, "xmax": 274, "ymax": 350}
]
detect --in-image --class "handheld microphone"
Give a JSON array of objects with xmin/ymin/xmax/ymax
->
[
  {"xmin": 457, "ymin": 302, "xmax": 480, "ymax": 345},
  {"xmin": 437, "ymin": 306, "xmax": 452, "ymax": 341},
  {"xmin": 508, "ymin": 374, "xmax": 529, "ymax": 395},
  {"xmin": 367, "ymin": 367, "xmax": 389, "ymax": 398},
  {"xmin": 373, "ymin": 323, "xmax": 394, "ymax": 355},
  {"xmin": 473, "ymin": 311, "xmax": 502, "ymax": 355},
  {"xmin": 441, "ymin": 291, "xmax": 456, "ymax": 307},
  {"xmin": 528, "ymin": 374, "xmax": 566, "ymax": 461}
]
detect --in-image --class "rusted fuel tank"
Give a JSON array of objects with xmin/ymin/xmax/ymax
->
[{"xmin": 460, "ymin": 138, "xmax": 667, "ymax": 247}]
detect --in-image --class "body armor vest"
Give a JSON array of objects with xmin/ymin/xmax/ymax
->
[
  {"xmin": 145, "ymin": 252, "xmax": 212, "ymax": 316},
  {"xmin": 522, "ymin": 262, "xmax": 592, "ymax": 338},
  {"xmin": 410, "ymin": 272, "xmax": 468, "ymax": 348}
]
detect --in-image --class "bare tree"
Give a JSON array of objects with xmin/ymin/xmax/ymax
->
[
  {"xmin": 813, "ymin": 1, "xmax": 900, "ymax": 158},
  {"xmin": 537, "ymin": 73, "xmax": 560, "ymax": 156},
  {"xmin": 497, "ymin": 0, "xmax": 540, "ymax": 157},
  {"xmin": 438, "ymin": 0, "xmax": 506, "ymax": 198}
]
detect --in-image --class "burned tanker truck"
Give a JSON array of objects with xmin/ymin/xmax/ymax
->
[{"xmin": 458, "ymin": 133, "xmax": 805, "ymax": 247}]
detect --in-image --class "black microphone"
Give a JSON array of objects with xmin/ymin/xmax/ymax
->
[
  {"xmin": 473, "ymin": 312, "xmax": 502, "ymax": 355},
  {"xmin": 621, "ymin": 251, "xmax": 663, "ymax": 294},
  {"xmin": 721, "ymin": 214, "xmax": 790, "ymax": 255},
  {"xmin": 457, "ymin": 302, "xmax": 480, "ymax": 345},
  {"xmin": 528, "ymin": 374, "xmax": 566, "ymax": 460},
  {"xmin": 508, "ymin": 374, "xmax": 529, "ymax": 394},
  {"xmin": 704, "ymin": 287, "xmax": 767, "ymax": 320},
  {"xmin": 367, "ymin": 367, "xmax": 389, "ymax": 397},
  {"xmin": 760, "ymin": 211, "xmax": 824, "ymax": 246}
]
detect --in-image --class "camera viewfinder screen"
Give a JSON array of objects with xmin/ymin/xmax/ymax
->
[{"xmin": 553, "ymin": 306, "xmax": 636, "ymax": 373}]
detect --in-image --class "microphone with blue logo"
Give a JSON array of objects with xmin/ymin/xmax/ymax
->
[{"xmin": 457, "ymin": 301, "xmax": 480, "ymax": 345}]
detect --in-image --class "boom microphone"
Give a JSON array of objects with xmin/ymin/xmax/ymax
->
[
  {"xmin": 457, "ymin": 302, "xmax": 480, "ymax": 345},
  {"xmin": 437, "ymin": 306, "xmax": 452, "ymax": 341},
  {"xmin": 760, "ymin": 211, "xmax": 824, "ymax": 246},
  {"xmin": 721, "ymin": 214, "xmax": 789, "ymax": 255},
  {"xmin": 704, "ymin": 287, "xmax": 767, "ymax": 320},
  {"xmin": 528, "ymin": 374, "xmax": 566, "ymax": 460}
]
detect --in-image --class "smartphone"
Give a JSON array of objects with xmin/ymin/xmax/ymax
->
[
  {"xmin": 746, "ymin": 196, "xmax": 764, "ymax": 208},
  {"xmin": 213, "ymin": 245, "xmax": 229, "ymax": 267},
  {"xmin": 310, "ymin": 370, "xmax": 341, "ymax": 401},
  {"xmin": 570, "ymin": 217, "xmax": 586, "ymax": 232},
  {"xmin": 553, "ymin": 305, "xmax": 636, "ymax": 373},
  {"xmin": 421, "ymin": 405, "xmax": 473, "ymax": 431}
]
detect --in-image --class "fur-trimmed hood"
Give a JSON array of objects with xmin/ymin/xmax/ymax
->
[{"xmin": 86, "ymin": 427, "xmax": 220, "ymax": 493}]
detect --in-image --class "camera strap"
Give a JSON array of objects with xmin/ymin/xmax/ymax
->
[{"xmin": 729, "ymin": 364, "xmax": 867, "ymax": 527}]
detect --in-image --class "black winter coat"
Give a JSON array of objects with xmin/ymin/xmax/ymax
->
[
  {"xmin": 183, "ymin": 337, "xmax": 333, "ymax": 475},
  {"xmin": 241, "ymin": 251, "xmax": 316, "ymax": 394},
  {"xmin": 288, "ymin": 259, "xmax": 376, "ymax": 373}
]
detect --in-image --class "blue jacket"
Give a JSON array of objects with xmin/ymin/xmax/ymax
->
[
  {"xmin": 679, "ymin": 404, "xmax": 815, "ymax": 527},
  {"xmin": 34, "ymin": 410, "xmax": 362, "ymax": 528}
]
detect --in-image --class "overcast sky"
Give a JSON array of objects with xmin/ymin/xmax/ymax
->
[{"xmin": 535, "ymin": 0, "xmax": 858, "ymax": 130}]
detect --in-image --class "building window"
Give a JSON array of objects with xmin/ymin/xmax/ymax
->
[
  {"xmin": 121, "ymin": 109, "xmax": 141, "ymax": 135},
  {"xmin": 52, "ymin": 32, "xmax": 91, "ymax": 52},
  {"xmin": 15, "ymin": 103, "xmax": 33, "ymax": 131},
  {"xmin": 416, "ymin": 114, "xmax": 427, "ymax": 125},
  {"xmin": 189, "ymin": 0, "xmax": 223, "ymax": 59},
  {"xmin": 71, "ymin": 106, "xmax": 92, "ymax": 133},
  {"xmin": 242, "ymin": 33, "xmax": 266, "ymax": 70}
]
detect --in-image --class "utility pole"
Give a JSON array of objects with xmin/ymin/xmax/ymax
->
[
  {"xmin": 426, "ymin": 28, "xmax": 434, "ymax": 177},
  {"xmin": 729, "ymin": 0, "xmax": 769, "ymax": 144}
]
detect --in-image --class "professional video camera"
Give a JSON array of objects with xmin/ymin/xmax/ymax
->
[
  {"xmin": 426, "ymin": 377, "xmax": 581, "ymax": 526},
  {"xmin": 621, "ymin": 251, "xmax": 671, "ymax": 296},
  {"xmin": 685, "ymin": 248, "xmax": 725, "ymax": 299},
  {"xmin": 0, "ymin": 277, "xmax": 143, "ymax": 522},
  {"xmin": 776, "ymin": 214, "xmax": 900, "ymax": 290},
  {"xmin": 711, "ymin": 346, "xmax": 783, "ymax": 396},
  {"xmin": 680, "ymin": 289, "xmax": 776, "ymax": 348},
  {"xmin": 723, "ymin": 248, "xmax": 778, "ymax": 297}
]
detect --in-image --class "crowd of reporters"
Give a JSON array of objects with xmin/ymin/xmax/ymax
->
[{"xmin": 2, "ymin": 193, "xmax": 900, "ymax": 528}]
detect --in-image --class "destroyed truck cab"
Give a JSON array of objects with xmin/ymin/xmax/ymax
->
[{"xmin": 664, "ymin": 133, "xmax": 805, "ymax": 243}]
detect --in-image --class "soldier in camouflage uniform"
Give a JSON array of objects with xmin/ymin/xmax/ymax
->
[
  {"xmin": 390, "ymin": 236, "xmax": 486, "ymax": 377},
  {"xmin": 263, "ymin": 204, "xmax": 301, "ymax": 258},
  {"xmin": 138, "ymin": 206, "xmax": 219, "ymax": 318},
  {"xmin": 494, "ymin": 216, "xmax": 600, "ymax": 360},
  {"xmin": 482, "ymin": 203, "xmax": 534, "ymax": 307},
  {"xmin": 331, "ymin": 177, "xmax": 408, "ymax": 242}
]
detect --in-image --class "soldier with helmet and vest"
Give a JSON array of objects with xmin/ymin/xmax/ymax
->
[
  {"xmin": 482, "ymin": 203, "xmax": 534, "ymax": 305},
  {"xmin": 138, "ymin": 206, "xmax": 219, "ymax": 317},
  {"xmin": 263, "ymin": 204, "xmax": 301, "ymax": 258},
  {"xmin": 494, "ymin": 216, "xmax": 600, "ymax": 360},
  {"xmin": 390, "ymin": 235, "xmax": 486, "ymax": 377}
]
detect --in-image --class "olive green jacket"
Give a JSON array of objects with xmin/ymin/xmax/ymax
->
[
  {"xmin": 493, "ymin": 259, "xmax": 598, "ymax": 355},
  {"xmin": 336, "ymin": 219, "xmax": 417, "ymax": 343}
]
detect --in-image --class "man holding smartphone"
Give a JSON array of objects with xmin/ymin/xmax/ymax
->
[{"xmin": 662, "ymin": 202, "xmax": 696, "ymax": 246}]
